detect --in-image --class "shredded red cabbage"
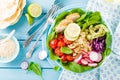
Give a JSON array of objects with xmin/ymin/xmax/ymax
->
[{"xmin": 91, "ymin": 36, "xmax": 106, "ymax": 53}]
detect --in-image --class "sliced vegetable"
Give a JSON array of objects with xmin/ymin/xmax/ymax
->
[
  {"xmin": 91, "ymin": 36, "xmax": 106, "ymax": 53},
  {"xmin": 65, "ymin": 23, "xmax": 81, "ymax": 38},
  {"xmin": 66, "ymin": 55, "xmax": 74, "ymax": 62},
  {"xmin": 27, "ymin": 3, "xmax": 42, "ymax": 18},
  {"xmin": 50, "ymin": 39, "xmax": 58, "ymax": 49},
  {"xmin": 81, "ymin": 59, "xmax": 88, "ymax": 66},
  {"xmin": 63, "ymin": 37, "xmax": 72, "ymax": 45},
  {"xmin": 74, "ymin": 54, "xmax": 82, "ymax": 64},
  {"xmin": 57, "ymin": 40, "xmax": 66, "ymax": 47},
  {"xmin": 54, "ymin": 47, "xmax": 64, "ymax": 57},
  {"xmin": 89, "ymin": 51, "xmax": 102, "ymax": 62},
  {"xmin": 20, "ymin": 61, "xmax": 29, "ymax": 70},
  {"xmin": 88, "ymin": 63, "xmax": 98, "ymax": 67},
  {"xmin": 60, "ymin": 47, "xmax": 73, "ymax": 54},
  {"xmin": 38, "ymin": 51, "xmax": 47, "ymax": 60}
]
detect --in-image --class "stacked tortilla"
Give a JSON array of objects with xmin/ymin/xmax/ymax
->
[{"xmin": 0, "ymin": 0, "xmax": 26, "ymax": 29}]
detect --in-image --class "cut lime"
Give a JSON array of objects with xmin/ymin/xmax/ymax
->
[
  {"xmin": 27, "ymin": 3, "xmax": 42, "ymax": 18},
  {"xmin": 25, "ymin": 13, "xmax": 34, "ymax": 25}
]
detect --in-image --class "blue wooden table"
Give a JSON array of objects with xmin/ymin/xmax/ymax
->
[{"xmin": 0, "ymin": 0, "xmax": 88, "ymax": 80}]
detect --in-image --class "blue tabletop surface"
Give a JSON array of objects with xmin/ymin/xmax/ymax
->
[{"xmin": 0, "ymin": 0, "xmax": 88, "ymax": 80}]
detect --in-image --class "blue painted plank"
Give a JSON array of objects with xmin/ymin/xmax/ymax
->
[{"xmin": 0, "ymin": 69, "xmax": 61, "ymax": 80}]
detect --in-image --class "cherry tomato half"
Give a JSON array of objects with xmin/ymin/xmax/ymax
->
[
  {"xmin": 57, "ymin": 33, "xmax": 64, "ymax": 40},
  {"xmin": 60, "ymin": 54, "xmax": 67, "ymax": 62},
  {"xmin": 57, "ymin": 40, "xmax": 66, "ymax": 47},
  {"xmin": 50, "ymin": 39, "xmax": 58, "ymax": 49},
  {"xmin": 66, "ymin": 55, "xmax": 74, "ymax": 62},
  {"xmin": 63, "ymin": 37, "xmax": 72, "ymax": 45},
  {"xmin": 54, "ymin": 47, "xmax": 64, "ymax": 57}
]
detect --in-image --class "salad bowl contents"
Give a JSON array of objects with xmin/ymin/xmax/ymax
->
[{"xmin": 47, "ymin": 8, "xmax": 112, "ymax": 73}]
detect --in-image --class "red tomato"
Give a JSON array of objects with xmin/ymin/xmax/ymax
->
[
  {"xmin": 63, "ymin": 37, "xmax": 72, "ymax": 45},
  {"xmin": 57, "ymin": 33, "xmax": 64, "ymax": 40},
  {"xmin": 54, "ymin": 47, "xmax": 64, "ymax": 57},
  {"xmin": 60, "ymin": 54, "xmax": 67, "ymax": 62},
  {"xmin": 57, "ymin": 40, "xmax": 66, "ymax": 47},
  {"xmin": 50, "ymin": 39, "xmax": 58, "ymax": 49},
  {"xmin": 66, "ymin": 55, "xmax": 74, "ymax": 62}
]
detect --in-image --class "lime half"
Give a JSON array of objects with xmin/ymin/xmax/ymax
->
[
  {"xmin": 25, "ymin": 13, "xmax": 34, "ymax": 25},
  {"xmin": 27, "ymin": 3, "xmax": 42, "ymax": 18}
]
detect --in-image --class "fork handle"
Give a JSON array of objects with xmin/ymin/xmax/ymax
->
[{"xmin": 26, "ymin": 21, "xmax": 49, "ymax": 58}]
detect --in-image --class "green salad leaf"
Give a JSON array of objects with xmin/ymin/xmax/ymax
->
[
  {"xmin": 49, "ymin": 48, "xmax": 60, "ymax": 60},
  {"xmin": 61, "ymin": 62, "xmax": 93, "ymax": 73},
  {"xmin": 60, "ymin": 47, "xmax": 73, "ymax": 54},
  {"xmin": 106, "ymin": 32, "xmax": 112, "ymax": 48},
  {"xmin": 53, "ymin": 66, "xmax": 61, "ymax": 71},
  {"xmin": 28, "ymin": 62, "xmax": 43, "ymax": 80},
  {"xmin": 69, "ymin": 8, "xmax": 85, "ymax": 15}
]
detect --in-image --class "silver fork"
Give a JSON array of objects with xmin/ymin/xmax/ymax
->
[
  {"xmin": 23, "ymin": 3, "xmax": 63, "ymax": 48},
  {"xmin": 26, "ymin": 5, "xmax": 61, "ymax": 58}
]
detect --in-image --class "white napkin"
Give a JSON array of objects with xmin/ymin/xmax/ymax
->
[{"xmin": 59, "ymin": 0, "xmax": 120, "ymax": 80}]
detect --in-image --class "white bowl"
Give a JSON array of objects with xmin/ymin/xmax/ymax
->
[{"xmin": 0, "ymin": 35, "xmax": 20, "ymax": 63}]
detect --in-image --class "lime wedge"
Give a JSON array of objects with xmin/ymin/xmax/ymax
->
[
  {"xmin": 27, "ymin": 3, "xmax": 42, "ymax": 18},
  {"xmin": 25, "ymin": 13, "xmax": 34, "ymax": 25}
]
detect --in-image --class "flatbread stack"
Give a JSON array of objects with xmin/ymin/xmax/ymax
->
[{"xmin": 0, "ymin": 0, "xmax": 26, "ymax": 29}]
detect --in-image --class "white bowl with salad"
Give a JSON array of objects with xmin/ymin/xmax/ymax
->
[{"xmin": 46, "ymin": 8, "xmax": 112, "ymax": 73}]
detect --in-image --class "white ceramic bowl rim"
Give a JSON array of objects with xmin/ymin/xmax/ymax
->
[{"xmin": 0, "ymin": 34, "xmax": 20, "ymax": 63}]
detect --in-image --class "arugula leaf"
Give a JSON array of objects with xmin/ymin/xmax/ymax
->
[
  {"xmin": 60, "ymin": 47, "xmax": 73, "ymax": 54},
  {"xmin": 53, "ymin": 66, "xmax": 61, "ymax": 71},
  {"xmin": 28, "ymin": 62, "xmax": 43, "ymax": 79}
]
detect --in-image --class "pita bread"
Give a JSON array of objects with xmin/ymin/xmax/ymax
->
[
  {"xmin": 0, "ymin": 0, "xmax": 20, "ymax": 21},
  {"xmin": 0, "ymin": 0, "xmax": 26, "ymax": 29}
]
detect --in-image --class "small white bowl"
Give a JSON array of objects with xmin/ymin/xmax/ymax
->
[{"xmin": 0, "ymin": 35, "xmax": 20, "ymax": 63}]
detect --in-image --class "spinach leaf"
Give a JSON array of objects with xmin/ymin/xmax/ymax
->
[
  {"xmin": 60, "ymin": 47, "xmax": 73, "ymax": 54},
  {"xmin": 53, "ymin": 66, "xmax": 61, "ymax": 71},
  {"xmin": 62, "ymin": 62, "xmax": 93, "ymax": 73},
  {"xmin": 49, "ymin": 48, "xmax": 60, "ymax": 60},
  {"xmin": 28, "ymin": 62, "xmax": 43, "ymax": 79},
  {"xmin": 106, "ymin": 32, "xmax": 112, "ymax": 48}
]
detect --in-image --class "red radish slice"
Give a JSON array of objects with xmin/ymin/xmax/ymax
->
[
  {"xmin": 81, "ymin": 50, "xmax": 89, "ymax": 54},
  {"xmin": 81, "ymin": 59, "xmax": 88, "ymax": 66},
  {"xmin": 89, "ymin": 51, "xmax": 101, "ymax": 62},
  {"xmin": 74, "ymin": 54, "xmax": 82, "ymax": 64},
  {"xmin": 88, "ymin": 63, "xmax": 98, "ymax": 67},
  {"xmin": 84, "ymin": 58, "xmax": 94, "ymax": 63},
  {"xmin": 20, "ymin": 61, "xmax": 29, "ymax": 70},
  {"xmin": 81, "ymin": 50, "xmax": 89, "ymax": 58},
  {"xmin": 83, "ymin": 53, "xmax": 89, "ymax": 58},
  {"xmin": 96, "ymin": 53, "xmax": 102, "ymax": 62}
]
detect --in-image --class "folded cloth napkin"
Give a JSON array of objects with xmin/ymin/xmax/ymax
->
[{"xmin": 58, "ymin": 0, "xmax": 120, "ymax": 80}]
